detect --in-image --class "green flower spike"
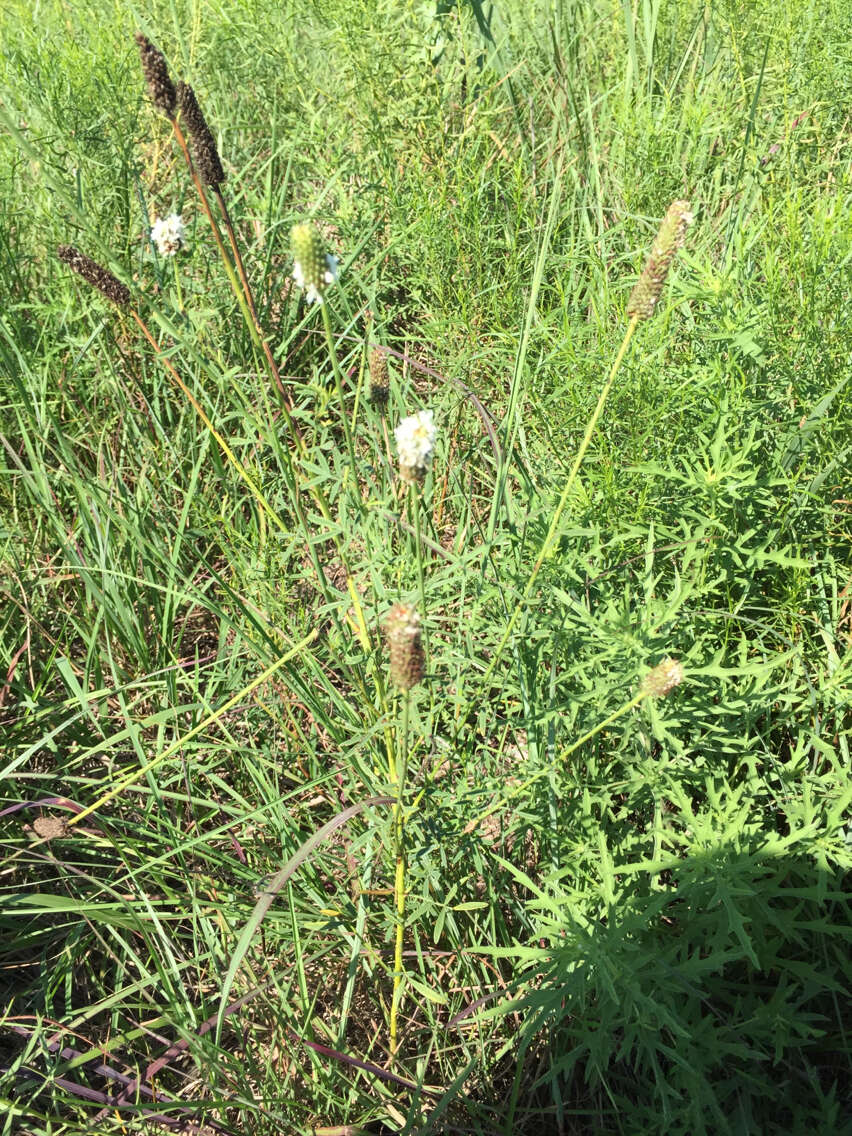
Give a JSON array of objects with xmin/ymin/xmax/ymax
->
[{"xmin": 291, "ymin": 223, "xmax": 338, "ymax": 305}]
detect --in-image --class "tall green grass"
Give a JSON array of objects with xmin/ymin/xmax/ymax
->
[{"xmin": 1, "ymin": 1, "xmax": 850, "ymax": 1133}]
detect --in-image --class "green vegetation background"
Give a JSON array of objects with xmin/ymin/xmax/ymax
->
[{"xmin": 1, "ymin": 0, "xmax": 850, "ymax": 1133}]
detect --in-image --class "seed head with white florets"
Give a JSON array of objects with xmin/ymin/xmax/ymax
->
[
  {"xmin": 394, "ymin": 409, "xmax": 437, "ymax": 485},
  {"xmin": 150, "ymin": 214, "xmax": 186, "ymax": 257},
  {"xmin": 291, "ymin": 223, "xmax": 338, "ymax": 305}
]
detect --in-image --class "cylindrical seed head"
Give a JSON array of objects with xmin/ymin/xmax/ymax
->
[
  {"xmin": 368, "ymin": 348, "xmax": 390, "ymax": 410},
  {"xmin": 626, "ymin": 200, "xmax": 693, "ymax": 320},
  {"xmin": 177, "ymin": 81, "xmax": 225, "ymax": 186},
  {"xmin": 57, "ymin": 245, "xmax": 131, "ymax": 307},
  {"xmin": 290, "ymin": 223, "xmax": 338, "ymax": 305},
  {"xmin": 135, "ymin": 33, "xmax": 176, "ymax": 116},
  {"xmin": 383, "ymin": 603, "xmax": 425, "ymax": 691},
  {"xmin": 394, "ymin": 409, "xmax": 437, "ymax": 486},
  {"xmin": 641, "ymin": 657, "xmax": 685, "ymax": 698}
]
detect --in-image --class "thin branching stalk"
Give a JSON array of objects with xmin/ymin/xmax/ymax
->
[
  {"xmin": 465, "ymin": 656, "xmax": 684, "ymax": 831},
  {"xmin": 464, "ymin": 688, "xmax": 646, "ymax": 834},
  {"xmin": 130, "ymin": 309, "xmax": 340, "ymax": 610},
  {"xmin": 136, "ymin": 298, "xmax": 370, "ymax": 672},
  {"xmin": 478, "ymin": 314, "xmax": 640, "ymax": 692},
  {"xmin": 321, "ymin": 301, "xmax": 360, "ymax": 499},
  {"xmin": 130, "ymin": 310, "xmax": 287, "ymax": 536},
  {"xmin": 170, "ymin": 118, "xmax": 300, "ymax": 435},
  {"xmin": 171, "ymin": 255, "xmax": 184, "ymax": 313},
  {"xmin": 213, "ymin": 186, "xmax": 292, "ymax": 412},
  {"xmin": 67, "ymin": 635, "xmax": 317, "ymax": 827}
]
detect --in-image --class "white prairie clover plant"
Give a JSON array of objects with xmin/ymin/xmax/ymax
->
[
  {"xmin": 395, "ymin": 409, "xmax": 437, "ymax": 485},
  {"xmin": 150, "ymin": 213, "xmax": 186, "ymax": 256},
  {"xmin": 291, "ymin": 223, "xmax": 338, "ymax": 305}
]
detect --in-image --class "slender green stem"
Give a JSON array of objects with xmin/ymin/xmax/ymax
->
[
  {"xmin": 479, "ymin": 314, "xmax": 641, "ymax": 693},
  {"xmin": 172, "ymin": 256, "xmax": 183, "ymax": 314},
  {"xmin": 213, "ymin": 187, "xmax": 297, "ymax": 421},
  {"xmin": 130, "ymin": 310, "xmax": 339, "ymax": 614},
  {"xmin": 390, "ymin": 692, "xmax": 411, "ymax": 1059},
  {"xmin": 464, "ymin": 690, "xmax": 647, "ymax": 835},
  {"xmin": 322, "ymin": 301, "xmax": 360, "ymax": 501},
  {"xmin": 69, "ymin": 633, "xmax": 317, "ymax": 826},
  {"xmin": 172, "ymin": 119, "xmax": 302, "ymax": 444},
  {"xmin": 410, "ymin": 484, "xmax": 433, "ymax": 687},
  {"xmin": 130, "ymin": 311, "xmax": 284, "ymax": 536}
]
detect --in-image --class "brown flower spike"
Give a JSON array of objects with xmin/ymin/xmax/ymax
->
[
  {"xmin": 177, "ymin": 81, "xmax": 225, "ymax": 186},
  {"xmin": 626, "ymin": 200, "xmax": 693, "ymax": 320},
  {"xmin": 135, "ymin": 33, "xmax": 176, "ymax": 117},
  {"xmin": 368, "ymin": 348, "xmax": 390, "ymax": 409},
  {"xmin": 57, "ymin": 246, "xmax": 131, "ymax": 307},
  {"xmin": 384, "ymin": 604, "xmax": 425, "ymax": 691}
]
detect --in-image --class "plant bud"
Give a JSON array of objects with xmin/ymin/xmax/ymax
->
[
  {"xmin": 177, "ymin": 81, "xmax": 225, "ymax": 186},
  {"xmin": 291, "ymin": 223, "xmax": 338, "ymax": 305},
  {"xmin": 368, "ymin": 348, "xmax": 390, "ymax": 409}
]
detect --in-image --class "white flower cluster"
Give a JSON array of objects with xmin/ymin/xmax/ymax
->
[
  {"xmin": 150, "ymin": 213, "xmax": 186, "ymax": 257},
  {"xmin": 292, "ymin": 253, "xmax": 339, "ymax": 304},
  {"xmin": 394, "ymin": 409, "xmax": 437, "ymax": 483}
]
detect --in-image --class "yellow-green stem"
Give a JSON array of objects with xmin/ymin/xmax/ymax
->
[
  {"xmin": 171, "ymin": 124, "xmax": 257, "ymax": 344},
  {"xmin": 130, "ymin": 311, "xmax": 284, "ymax": 535},
  {"xmin": 390, "ymin": 693, "xmax": 411, "ymax": 1059},
  {"xmin": 129, "ymin": 310, "xmax": 343, "ymax": 617},
  {"xmin": 411, "ymin": 483, "xmax": 431, "ymax": 665},
  {"xmin": 172, "ymin": 256, "xmax": 183, "ymax": 314},
  {"xmin": 213, "ymin": 187, "xmax": 300, "ymax": 430},
  {"xmin": 171, "ymin": 119, "xmax": 302, "ymax": 446},
  {"xmin": 464, "ymin": 690, "xmax": 646, "ymax": 835},
  {"xmin": 480, "ymin": 315, "xmax": 640, "ymax": 692},
  {"xmin": 321, "ymin": 302, "xmax": 360, "ymax": 501}
]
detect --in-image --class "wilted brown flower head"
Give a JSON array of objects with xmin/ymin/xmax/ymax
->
[
  {"xmin": 641, "ymin": 657, "xmax": 685, "ymax": 698},
  {"xmin": 177, "ymin": 81, "xmax": 225, "ymax": 186},
  {"xmin": 383, "ymin": 603, "xmax": 425, "ymax": 691},
  {"xmin": 57, "ymin": 246, "xmax": 131, "ymax": 307},
  {"xmin": 626, "ymin": 200, "xmax": 693, "ymax": 320},
  {"xmin": 135, "ymin": 33, "xmax": 176, "ymax": 116},
  {"xmin": 33, "ymin": 816, "xmax": 69, "ymax": 840},
  {"xmin": 368, "ymin": 348, "xmax": 390, "ymax": 409}
]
